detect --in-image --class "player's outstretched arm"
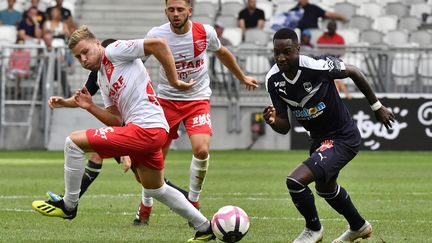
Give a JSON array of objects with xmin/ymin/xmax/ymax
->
[
  {"xmin": 74, "ymin": 87, "xmax": 122, "ymax": 126},
  {"xmin": 143, "ymin": 38, "xmax": 196, "ymax": 91},
  {"xmin": 48, "ymin": 96, "xmax": 78, "ymax": 108},
  {"xmin": 263, "ymin": 105, "xmax": 291, "ymax": 134},
  {"xmin": 214, "ymin": 46, "xmax": 259, "ymax": 90},
  {"xmin": 345, "ymin": 64, "xmax": 395, "ymax": 129}
]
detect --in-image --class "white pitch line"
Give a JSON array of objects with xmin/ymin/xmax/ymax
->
[
  {"xmin": 1, "ymin": 191, "xmax": 432, "ymax": 200},
  {"xmin": 4, "ymin": 208, "xmax": 432, "ymax": 224}
]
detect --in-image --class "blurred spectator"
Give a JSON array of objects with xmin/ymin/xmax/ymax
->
[
  {"xmin": 43, "ymin": 7, "xmax": 69, "ymax": 47},
  {"xmin": 300, "ymin": 28, "xmax": 314, "ymax": 50},
  {"xmin": 238, "ymin": 0, "xmax": 265, "ymax": 38},
  {"xmin": 46, "ymin": 0, "xmax": 76, "ymax": 33},
  {"xmin": 8, "ymin": 46, "xmax": 31, "ymax": 99},
  {"xmin": 291, "ymin": 0, "xmax": 347, "ymax": 30},
  {"xmin": 26, "ymin": 0, "xmax": 46, "ymax": 27},
  {"xmin": 0, "ymin": 0, "xmax": 22, "ymax": 26},
  {"xmin": 214, "ymin": 21, "xmax": 232, "ymax": 47},
  {"xmin": 317, "ymin": 20, "xmax": 345, "ymax": 45},
  {"xmin": 17, "ymin": 7, "xmax": 42, "ymax": 43}
]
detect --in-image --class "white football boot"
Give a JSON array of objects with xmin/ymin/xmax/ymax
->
[
  {"xmin": 332, "ymin": 220, "xmax": 372, "ymax": 243},
  {"xmin": 293, "ymin": 227, "xmax": 324, "ymax": 243}
]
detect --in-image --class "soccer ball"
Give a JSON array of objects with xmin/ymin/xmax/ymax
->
[{"xmin": 211, "ymin": 205, "xmax": 250, "ymax": 242}]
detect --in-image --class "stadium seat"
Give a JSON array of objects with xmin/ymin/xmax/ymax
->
[
  {"xmin": 244, "ymin": 55, "xmax": 271, "ymax": 85},
  {"xmin": 403, "ymin": 0, "xmax": 429, "ymax": 4},
  {"xmin": 244, "ymin": 28, "xmax": 270, "ymax": 46},
  {"xmin": 372, "ymin": 15, "xmax": 398, "ymax": 32},
  {"xmin": 383, "ymin": 30, "xmax": 410, "ymax": 46},
  {"xmin": 220, "ymin": 1, "xmax": 244, "ymax": 17},
  {"xmin": 221, "ymin": 27, "xmax": 243, "ymax": 46},
  {"xmin": 391, "ymin": 48, "xmax": 419, "ymax": 90},
  {"xmin": 409, "ymin": 30, "xmax": 432, "ymax": 47},
  {"xmin": 274, "ymin": 1, "xmax": 297, "ymax": 14},
  {"xmin": 399, "ymin": 16, "xmax": 421, "ymax": 31},
  {"xmin": 0, "ymin": 26, "xmax": 18, "ymax": 45},
  {"xmin": 349, "ymin": 15, "xmax": 373, "ymax": 31},
  {"xmin": 409, "ymin": 4, "xmax": 432, "ymax": 17},
  {"xmin": 385, "ymin": 2, "xmax": 409, "ymax": 18},
  {"xmin": 194, "ymin": 2, "xmax": 219, "ymax": 18},
  {"xmin": 345, "ymin": 0, "xmax": 370, "ymax": 7},
  {"xmin": 191, "ymin": 16, "xmax": 215, "ymax": 25},
  {"xmin": 217, "ymin": 15, "xmax": 238, "ymax": 28},
  {"xmin": 418, "ymin": 53, "xmax": 432, "ymax": 89},
  {"xmin": 357, "ymin": 2, "xmax": 382, "ymax": 19},
  {"xmin": 333, "ymin": 2, "xmax": 357, "ymax": 19},
  {"xmin": 256, "ymin": 1, "xmax": 273, "ymax": 21},
  {"xmin": 337, "ymin": 28, "xmax": 360, "ymax": 45},
  {"xmin": 360, "ymin": 29, "xmax": 384, "ymax": 45},
  {"xmin": 195, "ymin": 0, "xmax": 219, "ymax": 4}
]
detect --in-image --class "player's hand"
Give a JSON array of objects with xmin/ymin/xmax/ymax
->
[
  {"xmin": 263, "ymin": 105, "xmax": 276, "ymax": 125},
  {"xmin": 175, "ymin": 79, "xmax": 197, "ymax": 91},
  {"xmin": 242, "ymin": 76, "xmax": 259, "ymax": 91},
  {"xmin": 121, "ymin": 156, "xmax": 132, "ymax": 173},
  {"xmin": 374, "ymin": 105, "xmax": 395, "ymax": 130},
  {"xmin": 74, "ymin": 86, "xmax": 93, "ymax": 110},
  {"xmin": 48, "ymin": 96, "xmax": 66, "ymax": 108}
]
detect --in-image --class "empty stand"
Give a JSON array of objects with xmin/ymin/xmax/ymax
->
[
  {"xmin": 349, "ymin": 15, "xmax": 373, "ymax": 31},
  {"xmin": 399, "ymin": 16, "xmax": 421, "ymax": 31},
  {"xmin": 373, "ymin": 15, "xmax": 398, "ymax": 32},
  {"xmin": 360, "ymin": 29, "xmax": 384, "ymax": 45}
]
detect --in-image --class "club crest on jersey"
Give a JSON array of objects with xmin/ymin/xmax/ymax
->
[
  {"xmin": 194, "ymin": 40, "xmax": 206, "ymax": 52},
  {"xmin": 303, "ymin": 82, "xmax": 312, "ymax": 93}
]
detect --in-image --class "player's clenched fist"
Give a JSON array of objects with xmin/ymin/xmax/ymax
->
[{"xmin": 263, "ymin": 105, "xmax": 276, "ymax": 125}]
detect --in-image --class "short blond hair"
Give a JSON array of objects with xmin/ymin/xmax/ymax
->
[{"xmin": 68, "ymin": 25, "xmax": 97, "ymax": 50}]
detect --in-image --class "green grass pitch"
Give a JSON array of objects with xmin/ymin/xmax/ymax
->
[{"xmin": 0, "ymin": 150, "xmax": 431, "ymax": 242}]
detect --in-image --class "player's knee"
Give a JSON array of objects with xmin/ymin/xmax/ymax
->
[
  {"xmin": 89, "ymin": 153, "xmax": 103, "ymax": 164},
  {"xmin": 286, "ymin": 177, "xmax": 306, "ymax": 194},
  {"xmin": 316, "ymin": 185, "xmax": 340, "ymax": 199},
  {"xmin": 193, "ymin": 148, "xmax": 209, "ymax": 160},
  {"xmin": 64, "ymin": 136, "xmax": 84, "ymax": 154}
]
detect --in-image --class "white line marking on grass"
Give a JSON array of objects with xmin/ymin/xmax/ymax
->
[{"xmin": 4, "ymin": 208, "xmax": 432, "ymax": 224}]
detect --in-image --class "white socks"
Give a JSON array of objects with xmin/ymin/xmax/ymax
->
[
  {"xmin": 63, "ymin": 136, "xmax": 86, "ymax": 210},
  {"xmin": 188, "ymin": 155, "xmax": 209, "ymax": 202},
  {"xmin": 141, "ymin": 186, "xmax": 153, "ymax": 207},
  {"xmin": 144, "ymin": 183, "xmax": 209, "ymax": 231}
]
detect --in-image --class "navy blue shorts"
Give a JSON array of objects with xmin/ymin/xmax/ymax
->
[{"xmin": 303, "ymin": 121, "xmax": 361, "ymax": 183}]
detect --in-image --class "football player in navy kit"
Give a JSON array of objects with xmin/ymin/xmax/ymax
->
[{"xmin": 263, "ymin": 28, "xmax": 395, "ymax": 243}]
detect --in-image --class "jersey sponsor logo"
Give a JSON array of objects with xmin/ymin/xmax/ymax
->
[
  {"xmin": 303, "ymin": 82, "xmax": 312, "ymax": 92},
  {"xmin": 108, "ymin": 75, "xmax": 124, "ymax": 101},
  {"xmin": 192, "ymin": 22, "xmax": 207, "ymax": 58},
  {"xmin": 274, "ymin": 81, "xmax": 286, "ymax": 88},
  {"xmin": 102, "ymin": 53, "xmax": 114, "ymax": 82},
  {"xmin": 93, "ymin": 127, "xmax": 114, "ymax": 140},
  {"xmin": 191, "ymin": 113, "xmax": 211, "ymax": 128},
  {"xmin": 292, "ymin": 102, "xmax": 326, "ymax": 120},
  {"xmin": 278, "ymin": 88, "xmax": 287, "ymax": 95},
  {"xmin": 316, "ymin": 140, "xmax": 334, "ymax": 152}
]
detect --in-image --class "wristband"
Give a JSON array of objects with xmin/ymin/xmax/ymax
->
[{"xmin": 370, "ymin": 101, "xmax": 382, "ymax": 111}]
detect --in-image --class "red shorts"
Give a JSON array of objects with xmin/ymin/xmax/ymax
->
[
  {"xmin": 86, "ymin": 124, "xmax": 168, "ymax": 170},
  {"xmin": 158, "ymin": 98, "xmax": 212, "ymax": 139}
]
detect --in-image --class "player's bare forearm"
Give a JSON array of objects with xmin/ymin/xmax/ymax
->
[
  {"xmin": 263, "ymin": 106, "xmax": 290, "ymax": 134},
  {"xmin": 143, "ymin": 38, "xmax": 184, "ymax": 89},
  {"xmin": 86, "ymin": 104, "xmax": 122, "ymax": 127},
  {"xmin": 215, "ymin": 47, "xmax": 246, "ymax": 81},
  {"xmin": 345, "ymin": 64, "xmax": 378, "ymax": 105}
]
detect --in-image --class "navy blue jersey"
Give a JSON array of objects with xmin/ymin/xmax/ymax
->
[{"xmin": 265, "ymin": 55, "xmax": 352, "ymax": 138}]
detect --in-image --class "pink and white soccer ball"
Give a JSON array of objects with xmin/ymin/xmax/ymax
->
[{"xmin": 211, "ymin": 205, "xmax": 250, "ymax": 242}]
